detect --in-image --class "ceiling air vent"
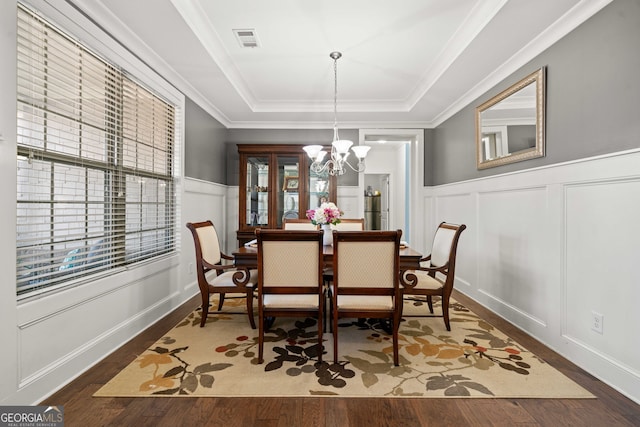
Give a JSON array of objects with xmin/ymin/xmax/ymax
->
[{"xmin": 233, "ymin": 29, "xmax": 259, "ymax": 48}]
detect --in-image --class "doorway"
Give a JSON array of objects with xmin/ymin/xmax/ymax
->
[
  {"xmin": 359, "ymin": 143, "xmax": 406, "ymax": 233},
  {"xmin": 358, "ymin": 129, "xmax": 424, "ymax": 244}
]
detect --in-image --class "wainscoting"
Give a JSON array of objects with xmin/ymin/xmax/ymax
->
[
  {"xmin": 420, "ymin": 149, "xmax": 640, "ymax": 404},
  {"xmin": 7, "ymin": 178, "xmax": 224, "ymax": 405},
  {"xmin": 11, "ymin": 153, "xmax": 638, "ymax": 405},
  {"xmin": 13, "ymin": 241, "xmax": 183, "ymax": 405}
]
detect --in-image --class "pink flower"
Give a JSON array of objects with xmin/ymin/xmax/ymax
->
[{"xmin": 306, "ymin": 202, "xmax": 343, "ymax": 225}]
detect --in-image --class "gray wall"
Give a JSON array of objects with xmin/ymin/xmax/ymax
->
[
  {"xmin": 183, "ymin": 1, "xmax": 640, "ymax": 188},
  {"xmin": 423, "ymin": 129, "xmax": 435, "ymax": 186},
  {"xmin": 225, "ymin": 128, "xmax": 360, "ymax": 186},
  {"xmin": 508, "ymin": 125, "xmax": 536, "ymax": 153},
  {"xmin": 430, "ymin": 0, "xmax": 640, "ymax": 185},
  {"xmin": 184, "ymin": 98, "xmax": 228, "ymax": 183}
]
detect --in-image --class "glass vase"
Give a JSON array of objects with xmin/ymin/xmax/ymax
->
[{"xmin": 321, "ymin": 224, "xmax": 333, "ymax": 246}]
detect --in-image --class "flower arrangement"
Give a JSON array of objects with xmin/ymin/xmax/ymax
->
[{"xmin": 306, "ymin": 202, "xmax": 343, "ymax": 226}]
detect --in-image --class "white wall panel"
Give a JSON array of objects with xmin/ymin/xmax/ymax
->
[
  {"xmin": 433, "ymin": 192, "xmax": 474, "ymax": 290},
  {"xmin": 18, "ymin": 268, "xmax": 177, "ymax": 384},
  {"xmin": 477, "ymin": 187, "xmax": 549, "ymax": 326},
  {"xmin": 13, "ymin": 252, "xmax": 183, "ymax": 404},
  {"xmin": 0, "ymin": 0, "xmax": 18, "ymax": 404},
  {"xmin": 337, "ymin": 186, "xmax": 360, "ymax": 218},
  {"xmin": 183, "ymin": 178, "xmax": 227, "ymax": 246},
  {"xmin": 183, "ymin": 179, "xmax": 226, "ymax": 227},
  {"xmin": 421, "ymin": 149, "xmax": 640, "ymax": 404},
  {"xmin": 419, "ymin": 195, "xmax": 434, "ymax": 254},
  {"xmin": 226, "ymin": 186, "xmax": 239, "ymax": 253},
  {"xmin": 183, "ymin": 178, "xmax": 228, "ymax": 284},
  {"xmin": 565, "ymin": 179, "xmax": 640, "ymax": 372}
]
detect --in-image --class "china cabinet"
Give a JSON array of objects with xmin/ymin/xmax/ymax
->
[{"xmin": 237, "ymin": 144, "xmax": 336, "ymax": 245}]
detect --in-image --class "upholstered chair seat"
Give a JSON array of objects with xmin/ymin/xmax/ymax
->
[
  {"xmin": 405, "ymin": 270, "xmax": 443, "ymax": 290},
  {"xmin": 205, "ymin": 269, "xmax": 258, "ymax": 288},
  {"xmin": 263, "ymin": 294, "xmax": 319, "ymax": 309},
  {"xmin": 336, "ymin": 295, "xmax": 394, "ymax": 310}
]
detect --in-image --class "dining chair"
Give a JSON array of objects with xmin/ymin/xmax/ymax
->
[
  {"xmin": 323, "ymin": 217, "xmax": 365, "ymax": 286},
  {"xmin": 256, "ymin": 228, "xmax": 325, "ymax": 364},
  {"xmin": 331, "ymin": 218, "xmax": 365, "ymax": 231},
  {"xmin": 324, "ymin": 218, "xmax": 368, "ymax": 330},
  {"xmin": 330, "ymin": 229, "xmax": 403, "ymax": 366},
  {"xmin": 187, "ymin": 220, "xmax": 258, "ymax": 329},
  {"xmin": 401, "ymin": 222, "xmax": 466, "ymax": 331},
  {"xmin": 282, "ymin": 218, "xmax": 319, "ymax": 230}
]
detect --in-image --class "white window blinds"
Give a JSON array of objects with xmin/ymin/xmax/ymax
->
[{"xmin": 16, "ymin": 4, "xmax": 178, "ymax": 296}]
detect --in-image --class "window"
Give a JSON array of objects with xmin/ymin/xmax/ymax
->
[{"xmin": 16, "ymin": 4, "xmax": 178, "ymax": 296}]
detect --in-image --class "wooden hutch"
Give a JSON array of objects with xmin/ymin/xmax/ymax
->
[{"xmin": 237, "ymin": 144, "xmax": 337, "ymax": 245}]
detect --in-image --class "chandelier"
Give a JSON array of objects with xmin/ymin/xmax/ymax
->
[{"xmin": 303, "ymin": 52, "xmax": 370, "ymax": 176}]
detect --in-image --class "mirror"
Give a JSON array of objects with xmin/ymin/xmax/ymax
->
[{"xmin": 476, "ymin": 67, "xmax": 546, "ymax": 169}]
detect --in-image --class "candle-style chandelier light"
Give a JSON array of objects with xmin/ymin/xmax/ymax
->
[{"xmin": 303, "ymin": 52, "xmax": 370, "ymax": 176}]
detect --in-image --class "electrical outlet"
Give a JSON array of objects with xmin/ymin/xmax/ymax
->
[
  {"xmin": 591, "ymin": 311, "xmax": 603, "ymax": 334},
  {"xmin": 188, "ymin": 262, "xmax": 194, "ymax": 275}
]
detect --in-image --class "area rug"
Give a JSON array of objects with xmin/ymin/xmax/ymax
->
[{"xmin": 94, "ymin": 297, "xmax": 593, "ymax": 398}]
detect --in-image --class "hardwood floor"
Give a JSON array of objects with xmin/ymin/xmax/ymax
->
[{"xmin": 41, "ymin": 291, "xmax": 640, "ymax": 427}]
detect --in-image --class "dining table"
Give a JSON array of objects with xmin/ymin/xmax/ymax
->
[{"xmin": 231, "ymin": 242, "xmax": 423, "ymax": 286}]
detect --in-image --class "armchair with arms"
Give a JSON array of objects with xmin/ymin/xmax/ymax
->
[
  {"xmin": 331, "ymin": 230, "xmax": 403, "ymax": 366},
  {"xmin": 187, "ymin": 221, "xmax": 257, "ymax": 329},
  {"xmin": 401, "ymin": 222, "xmax": 466, "ymax": 331},
  {"xmin": 256, "ymin": 229, "xmax": 325, "ymax": 364}
]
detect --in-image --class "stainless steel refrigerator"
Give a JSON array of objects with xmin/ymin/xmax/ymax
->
[{"xmin": 364, "ymin": 195, "xmax": 381, "ymax": 230}]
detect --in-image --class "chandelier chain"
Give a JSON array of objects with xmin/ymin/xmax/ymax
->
[{"xmin": 333, "ymin": 53, "xmax": 339, "ymax": 140}]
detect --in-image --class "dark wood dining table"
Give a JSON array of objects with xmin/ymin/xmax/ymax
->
[{"xmin": 232, "ymin": 243, "xmax": 423, "ymax": 284}]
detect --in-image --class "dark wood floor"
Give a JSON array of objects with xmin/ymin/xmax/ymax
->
[{"xmin": 42, "ymin": 290, "xmax": 640, "ymax": 427}]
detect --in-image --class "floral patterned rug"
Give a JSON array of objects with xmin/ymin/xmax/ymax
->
[{"xmin": 94, "ymin": 297, "xmax": 593, "ymax": 398}]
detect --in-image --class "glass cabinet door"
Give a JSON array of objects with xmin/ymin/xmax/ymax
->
[
  {"xmin": 245, "ymin": 156, "xmax": 269, "ymax": 227},
  {"xmin": 277, "ymin": 155, "xmax": 300, "ymax": 228},
  {"xmin": 308, "ymin": 168, "xmax": 330, "ymax": 209}
]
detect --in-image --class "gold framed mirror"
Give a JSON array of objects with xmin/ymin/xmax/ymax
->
[{"xmin": 476, "ymin": 67, "xmax": 546, "ymax": 169}]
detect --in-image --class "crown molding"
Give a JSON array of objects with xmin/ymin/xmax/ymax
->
[
  {"xmin": 431, "ymin": 0, "xmax": 613, "ymax": 127},
  {"xmin": 65, "ymin": 0, "xmax": 613, "ymax": 130}
]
